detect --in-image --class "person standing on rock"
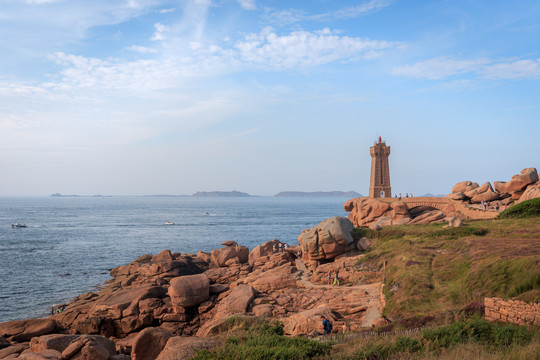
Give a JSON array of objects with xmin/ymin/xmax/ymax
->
[
  {"xmin": 327, "ymin": 271, "xmax": 332, "ymax": 285},
  {"xmin": 321, "ymin": 316, "xmax": 332, "ymax": 335}
]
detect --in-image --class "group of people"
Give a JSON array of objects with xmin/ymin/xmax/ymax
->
[
  {"xmin": 395, "ymin": 193, "xmax": 413, "ymax": 199},
  {"xmin": 327, "ymin": 270, "xmax": 340, "ymax": 287},
  {"xmin": 272, "ymin": 242, "xmax": 289, "ymax": 253}
]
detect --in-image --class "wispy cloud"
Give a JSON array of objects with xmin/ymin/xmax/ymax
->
[
  {"xmin": 334, "ymin": 0, "xmax": 392, "ymax": 19},
  {"xmin": 482, "ymin": 58, "xmax": 540, "ymax": 79},
  {"xmin": 392, "ymin": 56, "xmax": 540, "ymax": 80},
  {"xmin": 391, "ymin": 57, "xmax": 489, "ymax": 79},
  {"xmin": 263, "ymin": 0, "xmax": 392, "ymax": 25},
  {"xmin": 126, "ymin": 45, "xmax": 157, "ymax": 54},
  {"xmin": 159, "ymin": 8, "xmax": 175, "ymax": 14},
  {"xmin": 38, "ymin": 28, "xmax": 400, "ymax": 93},
  {"xmin": 237, "ymin": 0, "xmax": 256, "ymax": 11}
]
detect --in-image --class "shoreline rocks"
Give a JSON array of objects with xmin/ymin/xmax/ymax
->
[{"xmin": 0, "ymin": 225, "xmax": 379, "ymax": 359}]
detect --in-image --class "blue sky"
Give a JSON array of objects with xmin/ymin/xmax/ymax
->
[{"xmin": 1, "ymin": 0, "xmax": 539, "ymax": 196}]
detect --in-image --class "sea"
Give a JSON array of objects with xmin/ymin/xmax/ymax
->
[{"xmin": 0, "ymin": 196, "xmax": 348, "ymax": 323}]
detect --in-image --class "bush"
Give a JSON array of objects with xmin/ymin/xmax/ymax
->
[
  {"xmin": 192, "ymin": 318, "xmax": 331, "ymax": 360},
  {"xmin": 498, "ymin": 198, "xmax": 540, "ymax": 219},
  {"xmin": 422, "ymin": 318, "xmax": 533, "ymax": 348}
]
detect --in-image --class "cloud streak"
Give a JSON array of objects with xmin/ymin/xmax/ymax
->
[{"xmin": 392, "ymin": 56, "xmax": 540, "ymax": 80}]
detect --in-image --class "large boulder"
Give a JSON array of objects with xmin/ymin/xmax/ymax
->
[
  {"xmin": 30, "ymin": 334, "xmax": 78, "ymax": 353},
  {"xmin": 168, "ymin": 274, "xmax": 210, "ymax": 309},
  {"xmin": 250, "ymin": 265, "xmax": 298, "ymax": 292},
  {"xmin": 452, "ymin": 181, "xmax": 479, "ymax": 194},
  {"xmin": 61, "ymin": 335, "xmax": 116, "ymax": 360},
  {"xmin": 516, "ymin": 181, "xmax": 540, "ymax": 203},
  {"xmin": 131, "ymin": 327, "xmax": 174, "ymax": 360},
  {"xmin": 298, "ymin": 217, "xmax": 354, "ymax": 261},
  {"xmin": 0, "ymin": 319, "xmax": 57, "ymax": 342},
  {"xmin": 0, "ymin": 344, "xmax": 29, "ymax": 359},
  {"xmin": 110, "ymin": 253, "xmax": 205, "ymax": 284},
  {"xmin": 504, "ymin": 168, "xmax": 539, "ymax": 193},
  {"xmin": 217, "ymin": 284, "xmax": 256, "ymax": 315},
  {"xmin": 210, "ymin": 244, "xmax": 249, "ymax": 267},
  {"xmin": 90, "ymin": 285, "xmax": 166, "ymax": 320},
  {"xmin": 248, "ymin": 239, "xmax": 282, "ymax": 265},
  {"xmin": 155, "ymin": 336, "xmax": 219, "ymax": 360},
  {"xmin": 344, "ymin": 198, "xmax": 391, "ymax": 227},
  {"xmin": 280, "ymin": 306, "xmax": 335, "ymax": 336}
]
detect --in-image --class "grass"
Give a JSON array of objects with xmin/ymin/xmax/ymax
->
[
  {"xmin": 324, "ymin": 318, "xmax": 539, "ymax": 360},
  {"xmin": 352, "ymin": 218, "xmax": 540, "ymax": 319},
  {"xmin": 498, "ymin": 197, "xmax": 540, "ymax": 219},
  {"xmin": 192, "ymin": 316, "xmax": 331, "ymax": 360}
]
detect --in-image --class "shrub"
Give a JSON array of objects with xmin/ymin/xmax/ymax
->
[
  {"xmin": 498, "ymin": 198, "xmax": 540, "ymax": 219},
  {"xmin": 192, "ymin": 318, "xmax": 330, "ymax": 360},
  {"xmin": 422, "ymin": 318, "xmax": 533, "ymax": 348}
]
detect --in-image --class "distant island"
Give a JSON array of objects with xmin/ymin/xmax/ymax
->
[
  {"xmin": 274, "ymin": 191, "xmax": 362, "ymax": 197},
  {"xmin": 50, "ymin": 193, "xmax": 111, "ymax": 198},
  {"xmin": 192, "ymin": 191, "xmax": 251, "ymax": 197}
]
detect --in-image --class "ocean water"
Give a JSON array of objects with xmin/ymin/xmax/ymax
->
[{"xmin": 0, "ymin": 196, "xmax": 348, "ymax": 322}]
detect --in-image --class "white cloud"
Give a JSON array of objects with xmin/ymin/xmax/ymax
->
[
  {"xmin": 159, "ymin": 8, "xmax": 175, "ymax": 14},
  {"xmin": 126, "ymin": 45, "xmax": 157, "ymax": 54},
  {"xmin": 237, "ymin": 0, "xmax": 256, "ymax": 10},
  {"xmin": 151, "ymin": 22, "xmax": 170, "ymax": 41},
  {"xmin": 482, "ymin": 59, "xmax": 540, "ymax": 79},
  {"xmin": 233, "ymin": 27, "xmax": 399, "ymax": 70},
  {"xmin": 392, "ymin": 56, "xmax": 540, "ymax": 80}
]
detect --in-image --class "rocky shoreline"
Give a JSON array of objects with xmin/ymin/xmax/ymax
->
[{"xmin": 0, "ymin": 216, "xmax": 382, "ymax": 360}]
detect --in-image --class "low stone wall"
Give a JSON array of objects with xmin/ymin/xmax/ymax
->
[{"xmin": 484, "ymin": 297, "xmax": 540, "ymax": 326}]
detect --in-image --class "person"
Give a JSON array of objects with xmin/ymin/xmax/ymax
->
[
  {"xmin": 321, "ymin": 316, "xmax": 332, "ymax": 335},
  {"xmin": 273, "ymin": 244, "xmax": 276, "ymax": 253},
  {"xmin": 327, "ymin": 271, "xmax": 332, "ymax": 285},
  {"xmin": 333, "ymin": 270, "xmax": 340, "ymax": 287}
]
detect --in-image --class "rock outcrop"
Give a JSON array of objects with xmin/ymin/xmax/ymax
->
[
  {"xmin": 449, "ymin": 167, "xmax": 539, "ymax": 207},
  {"xmin": 298, "ymin": 217, "xmax": 355, "ymax": 261}
]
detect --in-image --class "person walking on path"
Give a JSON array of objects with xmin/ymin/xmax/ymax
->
[
  {"xmin": 333, "ymin": 270, "xmax": 340, "ymax": 287},
  {"xmin": 327, "ymin": 271, "xmax": 333, "ymax": 285},
  {"xmin": 321, "ymin": 316, "xmax": 333, "ymax": 335}
]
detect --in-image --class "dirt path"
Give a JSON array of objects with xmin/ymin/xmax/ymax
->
[{"xmin": 294, "ymin": 258, "xmax": 384, "ymax": 327}]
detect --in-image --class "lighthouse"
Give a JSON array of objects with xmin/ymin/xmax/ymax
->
[{"xmin": 369, "ymin": 136, "xmax": 391, "ymax": 198}]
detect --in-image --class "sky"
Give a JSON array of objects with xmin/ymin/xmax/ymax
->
[{"xmin": 1, "ymin": 0, "xmax": 539, "ymax": 196}]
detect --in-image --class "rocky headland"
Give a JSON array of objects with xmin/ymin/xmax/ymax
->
[
  {"xmin": 345, "ymin": 167, "xmax": 539, "ymax": 229},
  {"xmin": 0, "ymin": 216, "xmax": 383, "ymax": 360}
]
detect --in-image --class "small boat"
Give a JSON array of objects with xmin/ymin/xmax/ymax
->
[
  {"xmin": 203, "ymin": 212, "xmax": 209, "ymax": 216},
  {"xmin": 12, "ymin": 223, "xmax": 27, "ymax": 228},
  {"xmin": 164, "ymin": 222, "xmax": 175, "ymax": 226}
]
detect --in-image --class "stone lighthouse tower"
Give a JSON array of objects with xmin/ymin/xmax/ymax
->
[{"xmin": 369, "ymin": 136, "xmax": 391, "ymax": 198}]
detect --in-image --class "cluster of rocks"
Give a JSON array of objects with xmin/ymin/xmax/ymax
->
[
  {"xmin": 344, "ymin": 197, "xmax": 451, "ymax": 229},
  {"xmin": 0, "ymin": 217, "xmax": 382, "ymax": 360},
  {"xmin": 344, "ymin": 167, "xmax": 539, "ymax": 229},
  {"xmin": 448, "ymin": 167, "xmax": 539, "ymax": 207}
]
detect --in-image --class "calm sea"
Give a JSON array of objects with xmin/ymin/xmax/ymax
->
[{"xmin": 0, "ymin": 196, "xmax": 348, "ymax": 322}]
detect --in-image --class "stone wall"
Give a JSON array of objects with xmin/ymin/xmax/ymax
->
[{"xmin": 484, "ymin": 297, "xmax": 540, "ymax": 326}]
